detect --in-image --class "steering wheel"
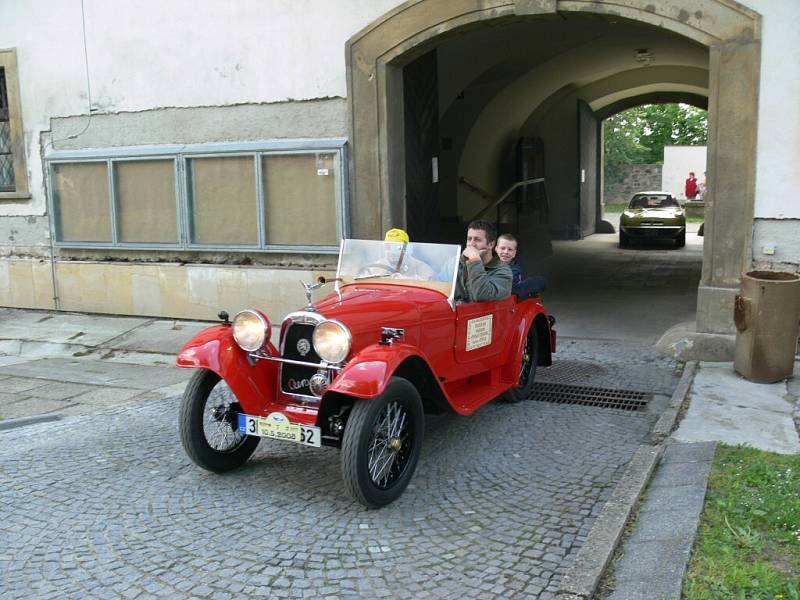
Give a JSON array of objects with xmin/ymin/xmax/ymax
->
[{"xmin": 356, "ymin": 263, "xmax": 399, "ymax": 278}]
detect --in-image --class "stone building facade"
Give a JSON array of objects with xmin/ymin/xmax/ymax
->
[{"xmin": 605, "ymin": 165, "xmax": 664, "ymax": 205}]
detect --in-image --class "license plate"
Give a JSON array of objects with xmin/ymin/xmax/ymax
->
[
  {"xmin": 237, "ymin": 413, "xmax": 321, "ymax": 448},
  {"xmin": 644, "ymin": 228, "xmax": 658, "ymax": 236}
]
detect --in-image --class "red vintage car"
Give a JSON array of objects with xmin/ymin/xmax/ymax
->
[{"xmin": 177, "ymin": 239, "xmax": 556, "ymax": 508}]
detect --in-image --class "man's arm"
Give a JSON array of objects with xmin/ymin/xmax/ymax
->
[{"xmin": 464, "ymin": 261, "xmax": 512, "ymax": 301}]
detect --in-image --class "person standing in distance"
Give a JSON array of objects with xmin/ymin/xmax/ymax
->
[{"xmin": 685, "ymin": 171, "xmax": 699, "ymax": 200}]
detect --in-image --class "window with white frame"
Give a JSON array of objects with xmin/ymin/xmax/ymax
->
[
  {"xmin": 0, "ymin": 49, "xmax": 30, "ymax": 199},
  {"xmin": 47, "ymin": 140, "xmax": 348, "ymax": 251}
]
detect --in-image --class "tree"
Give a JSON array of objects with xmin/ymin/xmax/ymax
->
[{"xmin": 603, "ymin": 103, "xmax": 708, "ymax": 186}]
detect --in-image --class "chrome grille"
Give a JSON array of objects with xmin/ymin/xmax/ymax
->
[{"xmin": 280, "ymin": 322, "xmax": 321, "ymax": 397}]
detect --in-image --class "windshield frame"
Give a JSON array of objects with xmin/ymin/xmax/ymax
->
[{"xmin": 334, "ymin": 238, "xmax": 461, "ymax": 307}]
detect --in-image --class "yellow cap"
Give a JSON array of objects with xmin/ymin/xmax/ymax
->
[{"xmin": 384, "ymin": 228, "xmax": 409, "ymax": 244}]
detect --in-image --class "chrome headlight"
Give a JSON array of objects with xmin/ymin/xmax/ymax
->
[
  {"xmin": 312, "ymin": 320, "xmax": 351, "ymax": 364},
  {"xmin": 232, "ymin": 309, "xmax": 269, "ymax": 352}
]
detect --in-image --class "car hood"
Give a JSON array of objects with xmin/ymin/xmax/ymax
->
[
  {"xmin": 627, "ymin": 207, "xmax": 682, "ymax": 218},
  {"xmin": 623, "ymin": 207, "xmax": 684, "ymax": 223},
  {"xmin": 313, "ymin": 284, "xmax": 446, "ymax": 329}
]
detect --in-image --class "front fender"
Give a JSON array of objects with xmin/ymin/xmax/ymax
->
[
  {"xmin": 176, "ymin": 325, "xmax": 279, "ymax": 414},
  {"xmin": 326, "ymin": 342, "xmax": 427, "ymax": 399},
  {"xmin": 502, "ymin": 301, "xmax": 543, "ymax": 381}
]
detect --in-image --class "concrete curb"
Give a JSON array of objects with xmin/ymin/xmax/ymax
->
[
  {"xmin": 557, "ymin": 444, "xmax": 663, "ymax": 599},
  {"xmin": 651, "ymin": 361, "xmax": 697, "ymax": 444},
  {"xmin": 0, "ymin": 414, "xmax": 62, "ymax": 431},
  {"xmin": 557, "ymin": 362, "xmax": 699, "ymax": 599}
]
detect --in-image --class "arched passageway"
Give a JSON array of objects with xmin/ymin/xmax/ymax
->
[{"xmin": 346, "ymin": 0, "xmax": 760, "ymax": 343}]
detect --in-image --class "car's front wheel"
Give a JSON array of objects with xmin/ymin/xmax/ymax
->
[
  {"xmin": 179, "ymin": 369, "xmax": 260, "ymax": 473},
  {"xmin": 341, "ymin": 377, "xmax": 424, "ymax": 508},
  {"xmin": 503, "ymin": 324, "xmax": 538, "ymax": 403},
  {"xmin": 675, "ymin": 230, "xmax": 686, "ymax": 248},
  {"xmin": 619, "ymin": 230, "xmax": 630, "ymax": 248}
]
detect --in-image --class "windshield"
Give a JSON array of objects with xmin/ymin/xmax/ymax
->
[
  {"xmin": 629, "ymin": 194, "xmax": 679, "ymax": 209},
  {"xmin": 336, "ymin": 239, "xmax": 461, "ymax": 301}
]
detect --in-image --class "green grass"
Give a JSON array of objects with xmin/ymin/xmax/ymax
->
[{"xmin": 683, "ymin": 445, "xmax": 800, "ymax": 600}]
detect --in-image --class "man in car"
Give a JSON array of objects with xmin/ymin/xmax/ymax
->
[{"xmin": 454, "ymin": 220, "xmax": 512, "ymax": 302}]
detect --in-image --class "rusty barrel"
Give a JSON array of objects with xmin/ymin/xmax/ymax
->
[{"xmin": 734, "ymin": 270, "xmax": 800, "ymax": 383}]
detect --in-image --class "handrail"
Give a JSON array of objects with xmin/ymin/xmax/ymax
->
[
  {"xmin": 458, "ymin": 177, "xmax": 495, "ymax": 202},
  {"xmin": 462, "ymin": 177, "xmax": 545, "ymax": 223}
]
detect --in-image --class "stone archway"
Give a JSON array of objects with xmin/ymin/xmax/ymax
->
[{"xmin": 346, "ymin": 0, "xmax": 761, "ymax": 339}]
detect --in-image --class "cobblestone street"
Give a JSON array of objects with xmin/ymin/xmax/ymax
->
[{"xmin": 0, "ymin": 340, "xmax": 680, "ymax": 599}]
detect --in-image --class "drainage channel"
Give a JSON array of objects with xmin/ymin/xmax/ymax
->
[{"xmin": 530, "ymin": 382, "xmax": 650, "ymax": 411}]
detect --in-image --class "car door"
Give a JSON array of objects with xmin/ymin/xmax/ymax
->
[{"xmin": 452, "ymin": 296, "xmax": 515, "ymax": 367}]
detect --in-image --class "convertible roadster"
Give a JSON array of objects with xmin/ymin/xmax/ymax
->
[{"xmin": 177, "ymin": 238, "xmax": 556, "ymax": 508}]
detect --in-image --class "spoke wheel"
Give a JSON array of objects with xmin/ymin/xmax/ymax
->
[
  {"xmin": 179, "ymin": 369, "xmax": 259, "ymax": 473},
  {"xmin": 502, "ymin": 324, "xmax": 538, "ymax": 403},
  {"xmin": 341, "ymin": 377, "xmax": 424, "ymax": 508}
]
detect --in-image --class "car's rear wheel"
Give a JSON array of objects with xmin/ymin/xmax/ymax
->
[
  {"xmin": 179, "ymin": 369, "xmax": 259, "ymax": 473},
  {"xmin": 675, "ymin": 231, "xmax": 686, "ymax": 248},
  {"xmin": 502, "ymin": 325, "xmax": 538, "ymax": 403},
  {"xmin": 341, "ymin": 377, "xmax": 424, "ymax": 508}
]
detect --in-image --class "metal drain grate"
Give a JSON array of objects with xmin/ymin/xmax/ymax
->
[
  {"xmin": 534, "ymin": 360, "xmax": 606, "ymax": 385},
  {"xmin": 530, "ymin": 382, "xmax": 649, "ymax": 411}
]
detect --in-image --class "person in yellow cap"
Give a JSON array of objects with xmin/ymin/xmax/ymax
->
[
  {"xmin": 384, "ymin": 228, "xmax": 410, "ymax": 244},
  {"xmin": 360, "ymin": 228, "xmax": 435, "ymax": 280}
]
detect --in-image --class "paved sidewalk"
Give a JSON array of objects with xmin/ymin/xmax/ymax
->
[
  {"xmin": 0, "ymin": 307, "xmax": 216, "ymax": 421},
  {"xmin": 1, "ymin": 308, "xmax": 679, "ymax": 599},
  {"xmin": 603, "ymin": 441, "xmax": 715, "ymax": 600},
  {"xmin": 2, "ymin": 307, "xmax": 798, "ymax": 599},
  {"xmin": 595, "ymin": 360, "xmax": 800, "ymax": 600}
]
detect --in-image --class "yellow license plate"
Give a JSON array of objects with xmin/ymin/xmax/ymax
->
[{"xmin": 238, "ymin": 413, "xmax": 321, "ymax": 447}]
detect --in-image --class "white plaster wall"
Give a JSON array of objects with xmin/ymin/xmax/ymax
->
[
  {"xmin": 662, "ymin": 146, "xmax": 707, "ymax": 200},
  {"xmin": 740, "ymin": 0, "xmax": 800, "ymax": 218},
  {"xmin": 752, "ymin": 220, "xmax": 800, "ymax": 265},
  {"xmin": 0, "ymin": 0, "xmax": 397, "ymax": 218},
  {"xmin": 3, "ymin": 0, "xmax": 799, "ymax": 223}
]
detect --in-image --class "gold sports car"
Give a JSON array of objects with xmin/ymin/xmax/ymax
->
[{"xmin": 619, "ymin": 191, "xmax": 686, "ymax": 248}]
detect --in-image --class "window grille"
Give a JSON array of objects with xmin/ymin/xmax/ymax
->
[
  {"xmin": 46, "ymin": 140, "xmax": 348, "ymax": 252},
  {"xmin": 0, "ymin": 68, "xmax": 15, "ymax": 192}
]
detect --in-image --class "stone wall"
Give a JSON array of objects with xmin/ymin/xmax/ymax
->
[{"xmin": 604, "ymin": 164, "xmax": 663, "ymax": 204}]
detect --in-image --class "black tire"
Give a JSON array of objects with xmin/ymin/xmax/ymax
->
[
  {"xmin": 502, "ymin": 324, "xmax": 538, "ymax": 403},
  {"xmin": 341, "ymin": 377, "xmax": 424, "ymax": 508},
  {"xmin": 676, "ymin": 231, "xmax": 686, "ymax": 248},
  {"xmin": 619, "ymin": 231, "xmax": 629, "ymax": 248},
  {"xmin": 179, "ymin": 369, "xmax": 260, "ymax": 473}
]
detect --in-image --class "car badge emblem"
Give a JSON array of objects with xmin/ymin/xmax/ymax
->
[
  {"xmin": 297, "ymin": 339, "xmax": 311, "ymax": 356},
  {"xmin": 268, "ymin": 412, "xmax": 287, "ymax": 423}
]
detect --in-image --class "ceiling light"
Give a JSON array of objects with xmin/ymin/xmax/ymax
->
[{"xmin": 634, "ymin": 48, "xmax": 654, "ymax": 65}]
